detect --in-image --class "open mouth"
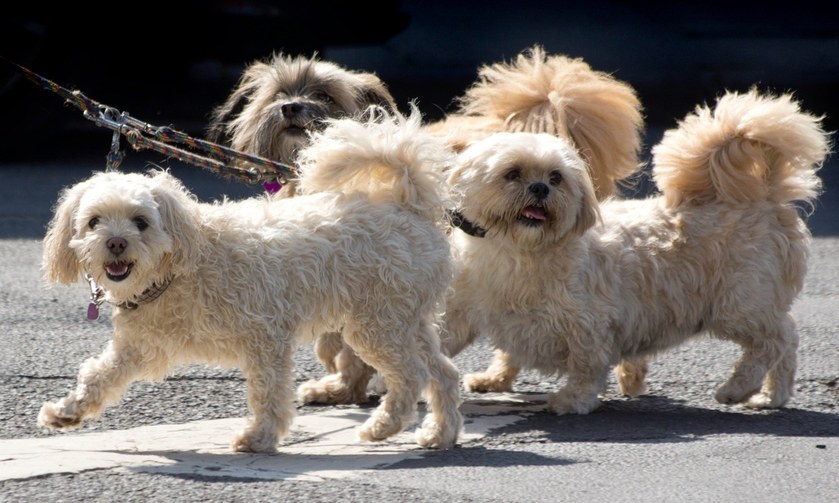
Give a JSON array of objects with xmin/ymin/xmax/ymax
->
[
  {"xmin": 518, "ymin": 205, "xmax": 547, "ymax": 227},
  {"xmin": 104, "ymin": 261, "xmax": 133, "ymax": 282}
]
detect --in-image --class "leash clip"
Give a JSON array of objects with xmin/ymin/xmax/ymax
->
[{"xmin": 102, "ymin": 108, "xmax": 125, "ymax": 170}]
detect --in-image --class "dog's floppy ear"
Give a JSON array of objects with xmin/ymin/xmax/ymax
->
[
  {"xmin": 42, "ymin": 177, "xmax": 94, "ymax": 284},
  {"xmin": 571, "ymin": 167, "xmax": 601, "ymax": 237},
  {"xmin": 148, "ymin": 171, "xmax": 204, "ymax": 276},
  {"xmin": 207, "ymin": 61, "xmax": 271, "ymax": 144},
  {"xmin": 357, "ymin": 74, "xmax": 398, "ymax": 113}
]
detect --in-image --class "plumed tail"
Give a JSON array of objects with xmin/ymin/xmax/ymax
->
[
  {"xmin": 295, "ymin": 105, "xmax": 452, "ymax": 222},
  {"xmin": 455, "ymin": 45, "xmax": 644, "ymax": 197},
  {"xmin": 653, "ymin": 88, "xmax": 831, "ymax": 209}
]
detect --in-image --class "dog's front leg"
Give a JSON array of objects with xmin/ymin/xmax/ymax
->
[
  {"xmin": 445, "ymin": 307, "xmax": 521, "ymax": 393},
  {"xmin": 547, "ymin": 342, "xmax": 611, "ymax": 415},
  {"xmin": 464, "ymin": 348, "xmax": 521, "ymax": 393},
  {"xmin": 38, "ymin": 340, "xmax": 149, "ymax": 430},
  {"xmin": 232, "ymin": 341, "xmax": 295, "ymax": 454},
  {"xmin": 440, "ymin": 304, "xmax": 478, "ymax": 358}
]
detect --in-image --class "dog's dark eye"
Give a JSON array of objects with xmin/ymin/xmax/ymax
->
[
  {"xmin": 88, "ymin": 217, "xmax": 99, "ymax": 229},
  {"xmin": 312, "ymin": 90, "xmax": 333, "ymax": 103},
  {"xmin": 504, "ymin": 168, "xmax": 522, "ymax": 181},
  {"xmin": 549, "ymin": 171, "xmax": 563, "ymax": 186},
  {"xmin": 133, "ymin": 216, "xmax": 149, "ymax": 231}
]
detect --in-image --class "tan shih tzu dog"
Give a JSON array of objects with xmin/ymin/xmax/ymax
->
[
  {"xmin": 37, "ymin": 107, "xmax": 463, "ymax": 453},
  {"xmin": 443, "ymin": 89, "xmax": 829, "ymax": 414},
  {"xmin": 299, "ymin": 45, "xmax": 646, "ymax": 405},
  {"xmin": 207, "ymin": 52, "xmax": 397, "ymax": 195},
  {"xmin": 426, "ymin": 44, "xmax": 643, "ymax": 198}
]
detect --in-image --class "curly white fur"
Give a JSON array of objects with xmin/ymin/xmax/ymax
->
[
  {"xmin": 38, "ymin": 108, "xmax": 463, "ymax": 453},
  {"xmin": 444, "ymin": 89, "xmax": 830, "ymax": 414}
]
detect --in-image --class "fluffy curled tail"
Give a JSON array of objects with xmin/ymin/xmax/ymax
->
[
  {"xmin": 295, "ymin": 105, "xmax": 453, "ymax": 222},
  {"xmin": 653, "ymin": 88, "xmax": 831, "ymax": 208},
  {"xmin": 437, "ymin": 44, "xmax": 644, "ymax": 198}
]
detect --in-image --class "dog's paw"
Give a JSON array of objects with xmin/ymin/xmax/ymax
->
[
  {"xmin": 615, "ymin": 360, "xmax": 648, "ymax": 397},
  {"xmin": 463, "ymin": 372, "xmax": 514, "ymax": 393},
  {"xmin": 744, "ymin": 392, "xmax": 789, "ymax": 410},
  {"xmin": 297, "ymin": 377, "xmax": 369, "ymax": 405},
  {"xmin": 714, "ymin": 382, "xmax": 760, "ymax": 405},
  {"xmin": 37, "ymin": 400, "xmax": 84, "ymax": 430},
  {"xmin": 547, "ymin": 391, "xmax": 600, "ymax": 415},
  {"xmin": 415, "ymin": 418, "xmax": 459, "ymax": 449},
  {"xmin": 358, "ymin": 411, "xmax": 406, "ymax": 442},
  {"xmin": 231, "ymin": 430, "xmax": 278, "ymax": 454}
]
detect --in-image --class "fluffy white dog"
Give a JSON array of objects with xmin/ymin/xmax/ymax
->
[
  {"xmin": 443, "ymin": 89, "xmax": 829, "ymax": 414},
  {"xmin": 37, "ymin": 108, "xmax": 463, "ymax": 453}
]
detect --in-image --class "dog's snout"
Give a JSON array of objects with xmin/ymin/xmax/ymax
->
[
  {"xmin": 107, "ymin": 237, "xmax": 128, "ymax": 255},
  {"xmin": 529, "ymin": 182, "xmax": 550, "ymax": 200},
  {"xmin": 281, "ymin": 102, "xmax": 303, "ymax": 117}
]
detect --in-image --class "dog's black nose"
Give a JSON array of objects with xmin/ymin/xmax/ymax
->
[
  {"xmin": 107, "ymin": 237, "xmax": 127, "ymax": 255},
  {"xmin": 529, "ymin": 182, "xmax": 550, "ymax": 200},
  {"xmin": 281, "ymin": 102, "xmax": 303, "ymax": 117}
]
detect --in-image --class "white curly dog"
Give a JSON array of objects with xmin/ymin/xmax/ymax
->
[{"xmin": 37, "ymin": 107, "xmax": 463, "ymax": 453}]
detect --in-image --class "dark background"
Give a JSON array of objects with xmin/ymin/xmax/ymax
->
[{"xmin": 2, "ymin": 1, "xmax": 838, "ymax": 168}]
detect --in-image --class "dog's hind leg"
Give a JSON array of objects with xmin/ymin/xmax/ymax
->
[
  {"xmin": 343, "ymin": 320, "xmax": 427, "ymax": 444},
  {"xmin": 614, "ymin": 357, "xmax": 650, "ymax": 397},
  {"xmin": 714, "ymin": 314, "xmax": 797, "ymax": 408},
  {"xmin": 313, "ymin": 331, "xmax": 344, "ymax": 374},
  {"xmin": 415, "ymin": 320, "xmax": 463, "ymax": 449},
  {"xmin": 297, "ymin": 343, "xmax": 377, "ymax": 405},
  {"xmin": 463, "ymin": 349, "xmax": 521, "ymax": 393},
  {"xmin": 747, "ymin": 344, "xmax": 797, "ymax": 409},
  {"xmin": 38, "ymin": 340, "xmax": 160, "ymax": 431},
  {"xmin": 232, "ymin": 337, "xmax": 295, "ymax": 453}
]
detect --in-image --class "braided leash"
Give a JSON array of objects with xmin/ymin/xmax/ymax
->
[{"xmin": 2, "ymin": 56, "xmax": 297, "ymax": 185}]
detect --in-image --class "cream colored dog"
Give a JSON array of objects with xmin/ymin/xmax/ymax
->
[
  {"xmin": 37, "ymin": 107, "xmax": 463, "ymax": 453},
  {"xmin": 299, "ymin": 45, "xmax": 646, "ymax": 405},
  {"xmin": 444, "ymin": 89, "xmax": 829, "ymax": 414},
  {"xmin": 207, "ymin": 52, "xmax": 397, "ymax": 195},
  {"xmin": 426, "ymin": 44, "xmax": 643, "ymax": 198}
]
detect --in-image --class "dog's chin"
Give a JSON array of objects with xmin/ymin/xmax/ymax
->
[
  {"xmin": 272, "ymin": 131, "xmax": 312, "ymax": 164},
  {"xmin": 282, "ymin": 125, "xmax": 309, "ymax": 136},
  {"xmin": 104, "ymin": 260, "xmax": 133, "ymax": 282}
]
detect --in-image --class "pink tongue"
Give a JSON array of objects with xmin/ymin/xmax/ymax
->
[
  {"xmin": 106, "ymin": 262, "xmax": 129, "ymax": 276},
  {"xmin": 523, "ymin": 206, "xmax": 546, "ymax": 221}
]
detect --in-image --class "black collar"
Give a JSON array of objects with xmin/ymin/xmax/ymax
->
[{"xmin": 447, "ymin": 209, "xmax": 487, "ymax": 238}]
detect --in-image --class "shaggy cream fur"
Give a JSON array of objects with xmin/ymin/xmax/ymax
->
[
  {"xmin": 300, "ymin": 45, "xmax": 646, "ymax": 405},
  {"xmin": 38, "ymin": 108, "xmax": 463, "ymax": 453},
  {"xmin": 426, "ymin": 44, "xmax": 644, "ymax": 198},
  {"xmin": 444, "ymin": 89, "xmax": 829, "ymax": 414}
]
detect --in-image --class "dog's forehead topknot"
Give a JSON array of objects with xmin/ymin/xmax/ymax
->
[
  {"xmin": 457, "ymin": 132, "xmax": 583, "ymax": 177},
  {"xmin": 76, "ymin": 172, "xmax": 158, "ymax": 216}
]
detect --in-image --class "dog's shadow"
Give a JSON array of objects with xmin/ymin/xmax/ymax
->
[
  {"xmin": 462, "ymin": 392, "xmax": 839, "ymax": 444},
  {"xmin": 110, "ymin": 393, "xmax": 837, "ymax": 481}
]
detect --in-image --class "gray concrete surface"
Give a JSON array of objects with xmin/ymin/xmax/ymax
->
[{"xmin": 0, "ymin": 141, "xmax": 837, "ymax": 502}]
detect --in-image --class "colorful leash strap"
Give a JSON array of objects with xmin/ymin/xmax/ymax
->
[{"xmin": 2, "ymin": 56, "xmax": 297, "ymax": 185}]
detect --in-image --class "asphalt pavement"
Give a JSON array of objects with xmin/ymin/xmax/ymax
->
[{"xmin": 0, "ymin": 145, "xmax": 837, "ymax": 501}]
